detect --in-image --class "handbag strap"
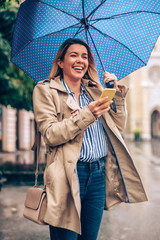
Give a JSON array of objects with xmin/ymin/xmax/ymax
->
[{"xmin": 34, "ymin": 94, "xmax": 63, "ymax": 187}]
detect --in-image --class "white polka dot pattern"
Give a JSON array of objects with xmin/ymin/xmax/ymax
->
[{"xmin": 11, "ymin": 0, "xmax": 160, "ymax": 84}]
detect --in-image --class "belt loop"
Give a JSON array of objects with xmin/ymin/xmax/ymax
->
[
  {"xmin": 97, "ymin": 159, "xmax": 101, "ymax": 170},
  {"xmin": 89, "ymin": 161, "xmax": 91, "ymax": 171}
]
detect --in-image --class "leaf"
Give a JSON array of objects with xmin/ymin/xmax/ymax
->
[{"xmin": 0, "ymin": 4, "xmax": 35, "ymax": 111}]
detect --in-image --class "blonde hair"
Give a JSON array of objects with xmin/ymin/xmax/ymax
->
[{"xmin": 49, "ymin": 38, "xmax": 103, "ymax": 91}]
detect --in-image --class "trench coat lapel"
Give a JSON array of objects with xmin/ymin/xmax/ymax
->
[{"xmin": 66, "ymin": 95, "xmax": 80, "ymax": 111}]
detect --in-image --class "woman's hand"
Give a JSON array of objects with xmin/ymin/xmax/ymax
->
[
  {"xmin": 88, "ymin": 97, "xmax": 113, "ymax": 119},
  {"xmin": 103, "ymin": 72, "xmax": 119, "ymax": 91}
]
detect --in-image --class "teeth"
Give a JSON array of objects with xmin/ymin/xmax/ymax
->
[{"xmin": 74, "ymin": 67, "xmax": 83, "ymax": 70}]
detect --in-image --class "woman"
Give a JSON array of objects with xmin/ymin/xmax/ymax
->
[{"xmin": 33, "ymin": 38, "xmax": 147, "ymax": 240}]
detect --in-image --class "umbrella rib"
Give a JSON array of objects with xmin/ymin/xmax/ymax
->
[
  {"xmin": 90, "ymin": 10, "xmax": 160, "ymax": 22},
  {"xmin": 74, "ymin": 25, "xmax": 85, "ymax": 37},
  {"xmin": 87, "ymin": 30, "xmax": 105, "ymax": 71},
  {"xmin": 38, "ymin": 0, "xmax": 81, "ymax": 21},
  {"xmin": 90, "ymin": 24, "xmax": 146, "ymax": 65},
  {"xmin": 82, "ymin": 0, "xmax": 89, "ymax": 43},
  {"xmin": 87, "ymin": 0, "xmax": 107, "ymax": 20},
  {"xmin": 11, "ymin": 23, "xmax": 80, "ymax": 59}
]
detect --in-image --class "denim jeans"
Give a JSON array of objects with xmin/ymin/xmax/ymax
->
[{"xmin": 49, "ymin": 158, "xmax": 106, "ymax": 240}]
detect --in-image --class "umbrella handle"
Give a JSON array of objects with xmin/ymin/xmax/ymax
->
[{"xmin": 105, "ymin": 80, "xmax": 114, "ymax": 88}]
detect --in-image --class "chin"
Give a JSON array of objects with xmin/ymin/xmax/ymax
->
[{"xmin": 71, "ymin": 73, "xmax": 84, "ymax": 80}]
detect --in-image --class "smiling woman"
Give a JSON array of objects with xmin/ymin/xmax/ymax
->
[
  {"xmin": 49, "ymin": 39, "xmax": 102, "ymax": 90},
  {"xmin": 57, "ymin": 44, "xmax": 89, "ymax": 102},
  {"xmin": 32, "ymin": 38, "xmax": 147, "ymax": 240}
]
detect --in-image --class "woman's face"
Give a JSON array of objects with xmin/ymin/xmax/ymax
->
[{"xmin": 58, "ymin": 44, "xmax": 89, "ymax": 82}]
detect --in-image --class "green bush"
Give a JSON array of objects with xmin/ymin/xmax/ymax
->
[{"xmin": 133, "ymin": 129, "xmax": 141, "ymax": 141}]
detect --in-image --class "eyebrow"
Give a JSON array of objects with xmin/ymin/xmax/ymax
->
[{"xmin": 69, "ymin": 51, "xmax": 88, "ymax": 55}]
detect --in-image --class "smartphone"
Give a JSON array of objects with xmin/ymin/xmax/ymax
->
[{"xmin": 99, "ymin": 88, "xmax": 116, "ymax": 100}]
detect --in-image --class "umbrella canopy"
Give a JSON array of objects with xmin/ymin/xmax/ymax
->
[{"xmin": 11, "ymin": 0, "xmax": 160, "ymax": 84}]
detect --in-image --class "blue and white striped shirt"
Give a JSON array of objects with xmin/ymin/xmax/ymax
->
[{"xmin": 62, "ymin": 79, "xmax": 107, "ymax": 162}]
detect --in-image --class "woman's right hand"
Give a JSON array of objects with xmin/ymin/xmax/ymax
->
[{"xmin": 88, "ymin": 97, "xmax": 113, "ymax": 119}]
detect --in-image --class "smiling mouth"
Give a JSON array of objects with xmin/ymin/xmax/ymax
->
[{"xmin": 73, "ymin": 67, "xmax": 84, "ymax": 71}]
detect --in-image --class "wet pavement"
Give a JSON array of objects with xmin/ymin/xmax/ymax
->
[{"xmin": 0, "ymin": 140, "xmax": 160, "ymax": 240}]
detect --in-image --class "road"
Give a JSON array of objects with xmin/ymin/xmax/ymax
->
[{"xmin": 0, "ymin": 140, "xmax": 160, "ymax": 240}]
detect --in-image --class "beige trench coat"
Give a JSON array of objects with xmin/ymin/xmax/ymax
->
[{"xmin": 33, "ymin": 76, "xmax": 147, "ymax": 234}]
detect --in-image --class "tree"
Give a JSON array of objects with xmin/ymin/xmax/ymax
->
[
  {"xmin": 0, "ymin": 3, "xmax": 36, "ymax": 111},
  {"xmin": 0, "ymin": 0, "xmax": 20, "ymax": 8}
]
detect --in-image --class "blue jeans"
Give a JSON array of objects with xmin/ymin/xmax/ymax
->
[{"xmin": 49, "ymin": 158, "xmax": 105, "ymax": 240}]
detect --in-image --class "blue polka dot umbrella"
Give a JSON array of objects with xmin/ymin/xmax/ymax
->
[{"xmin": 11, "ymin": 0, "xmax": 160, "ymax": 84}]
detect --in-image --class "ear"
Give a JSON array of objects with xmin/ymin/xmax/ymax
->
[{"xmin": 57, "ymin": 59, "xmax": 64, "ymax": 69}]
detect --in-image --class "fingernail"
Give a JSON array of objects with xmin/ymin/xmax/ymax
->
[{"xmin": 106, "ymin": 96, "xmax": 108, "ymax": 99}]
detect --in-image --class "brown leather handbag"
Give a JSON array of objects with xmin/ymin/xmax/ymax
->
[
  {"xmin": 23, "ymin": 131, "xmax": 48, "ymax": 225},
  {"xmin": 23, "ymin": 184, "xmax": 47, "ymax": 225},
  {"xmin": 23, "ymin": 95, "xmax": 63, "ymax": 225}
]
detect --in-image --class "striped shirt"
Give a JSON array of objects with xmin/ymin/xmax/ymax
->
[{"xmin": 61, "ymin": 79, "xmax": 107, "ymax": 162}]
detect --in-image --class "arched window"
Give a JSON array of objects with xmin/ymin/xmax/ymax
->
[{"xmin": 151, "ymin": 110, "xmax": 160, "ymax": 138}]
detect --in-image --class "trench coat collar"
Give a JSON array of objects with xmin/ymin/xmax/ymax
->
[{"xmin": 49, "ymin": 76, "xmax": 67, "ymax": 93}]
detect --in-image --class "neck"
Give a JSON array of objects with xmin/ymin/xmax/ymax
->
[{"xmin": 63, "ymin": 77, "xmax": 81, "ymax": 94}]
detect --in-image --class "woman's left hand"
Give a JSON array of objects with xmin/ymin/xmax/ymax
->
[{"xmin": 103, "ymin": 72, "xmax": 119, "ymax": 91}]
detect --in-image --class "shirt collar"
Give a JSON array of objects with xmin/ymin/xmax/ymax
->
[{"xmin": 61, "ymin": 78, "xmax": 73, "ymax": 95}]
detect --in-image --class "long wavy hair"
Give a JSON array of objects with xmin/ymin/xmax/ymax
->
[{"xmin": 49, "ymin": 38, "xmax": 103, "ymax": 90}]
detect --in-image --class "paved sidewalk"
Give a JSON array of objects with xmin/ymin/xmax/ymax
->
[{"xmin": 0, "ymin": 185, "xmax": 49, "ymax": 240}]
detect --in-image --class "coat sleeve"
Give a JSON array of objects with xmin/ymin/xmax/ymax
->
[
  {"xmin": 109, "ymin": 85, "xmax": 129, "ymax": 132},
  {"xmin": 33, "ymin": 83, "xmax": 96, "ymax": 147}
]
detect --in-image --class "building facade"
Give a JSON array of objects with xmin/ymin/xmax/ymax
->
[
  {"xmin": 121, "ymin": 37, "xmax": 160, "ymax": 140},
  {"xmin": 0, "ymin": 106, "xmax": 35, "ymax": 152}
]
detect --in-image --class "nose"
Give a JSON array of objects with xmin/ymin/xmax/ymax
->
[{"xmin": 76, "ymin": 56, "xmax": 83, "ymax": 63}]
